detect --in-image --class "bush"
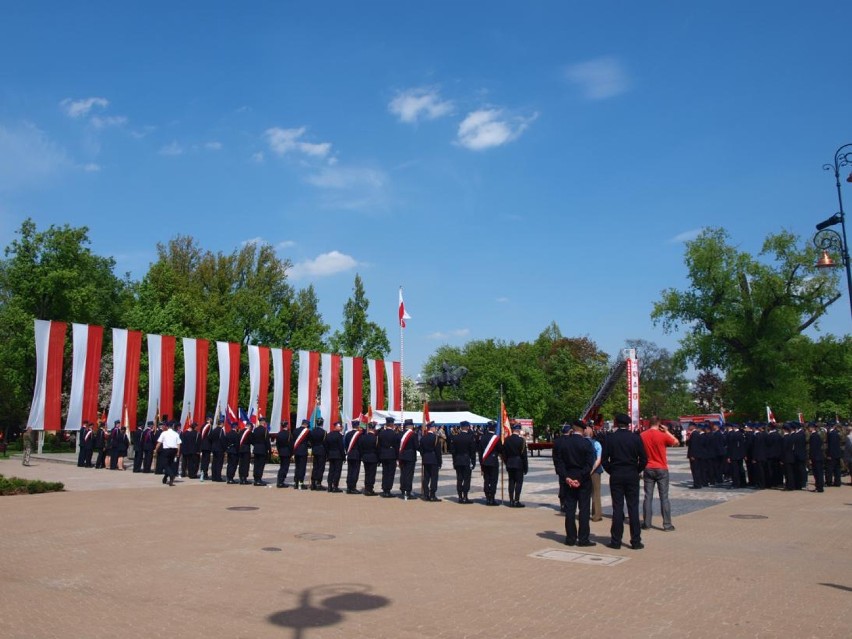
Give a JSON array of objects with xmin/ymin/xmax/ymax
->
[{"xmin": 0, "ymin": 474, "xmax": 64, "ymax": 496}]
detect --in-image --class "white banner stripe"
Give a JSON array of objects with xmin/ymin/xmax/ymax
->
[
  {"xmin": 270, "ymin": 348, "xmax": 283, "ymax": 433},
  {"xmin": 65, "ymin": 323, "xmax": 89, "ymax": 430},
  {"xmin": 216, "ymin": 341, "xmax": 230, "ymax": 423},
  {"xmin": 146, "ymin": 334, "xmax": 162, "ymax": 425},
  {"xmin": 180, "ymin": 338, "xmax": 197, "ymax": 425},
  {"xmin": 107, "ymin": 328, "xmax": 128, "ymax": 427},
  {"xmin": 321, "ymin": 353, "xmax": 331, "ymax": 423},
  {"xmin": 296, "ymin": 350, "xmax": 311, "ymax": 426},
  {"xmin": 27, "ymin": 320, "xmax": 51, "ymax": 430},
  {"xmin": 248, "ymin": 345, "xmax": 260, "ymax": 418},
  {"xmin": 368, "ymin": 359, "xmax": 377, "ymax": 410},
  {"xmin": 342, "ymin": 356, "xmax": 353, "ymax": 426}
]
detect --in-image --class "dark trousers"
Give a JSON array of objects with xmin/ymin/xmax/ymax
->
[
  {"xmin": 381, "ymin": 460, "xmax": 396, "ymax": 493},
  {"xmin": 154, "ymin": 450, "xmax": 164, "ymax": 474},
  {"xmin": 83, "ymin": 448, "xmax": 94, "ymax": 468},
  {"xmin": 689, "ymin": 458, "xmax": 702, "ymax": 488},
  {"xmin": 294, "ymin": 455, "xmax": 308, "ymax": 484},
  {"xmin": 133, "ymin": 448, "xmax": 143, "ymax": 472},
  {"xmin": 826, "ymin": 458, "xmax": 842, "ymax": 487},
  {"xmin": 109, "ymin": 451, "xmax": 119, "ymax": 469},
  {"xmin": 769, "ymin": 460, "xmax": 783, "ymax": 487},
  {"xmin": 238, "ymin": 452, "xmax": 251, "ymax": 480},
  {"xmin": 795, "ymin": 462, "xmax": 807, "ymax": 490},
  {"xmin": 182, "ymin": 454, "xmax": 199, "ymax": 478},
  {"xmin": 507, "ymin": 468, "xmax": 524, "ymax": 502},
  {"xmin": 77, "ymin": 446, "xmax": 88, "ymax": 467},
  {"xmin": 253, "ymin": 453, "xmax": 266, "ymax": 482},
  {"xmin": 482, "ymin": 465, "xmax": 498, "ymax": 499},
  {"xmin": 95, "ymin": 449, "xmax": 106, "ymax": 469},
  {"xmin": 610, "ymin": 470, "xmax": 641, "ymax": 545},
  {"xmin": 422, "ymin": 463, "xmax": 439, "ymax": 497},
  {"xmin": 226, "ymin": 453, "xmax": 238, "ymax": 481},
  {"xmin": 399, "ymin": 460, "xmax": 415, "ymax": 494},
  {"xmin": 811, "ymin": 460, "xmax": 825, "ymax": 491},
  {"xmin": 783, "ymin": 463, "xmax": 796, "ymax": 490},
  {"xmin": 311, "ymin": 454, "xmax": 327, "ymax": 484},
  {"xmin": 564, "ymin": 480, "xmax": 592, "ymax": 544},
  {"xmin": 163, "ymin": 449, "xmax": 178, "ymax": 481},
  {"xmin": 754, "ymin": 460, "xmax": 768, "ymax": 489},
  {"xmin": 200, "ymin": 451, "xmax": 211, "ymax": 477},
  {"xmin": 277, "ymin": 456, "xmax": 291, "ymax": 485},
  {"xmin": 454, "ymin": 464, "xmax": 472, "ymax": 495},
  {"xmin": 729, "ymin": 459, "xmax": 744, "ymax": 488},
  {"xmin": 363, "ymin": 461, "xmax": 378, "ymax": 491},
  {"xmin": 328, "ymin": 459, "xmax": 343, "ymax": 488},
  {"xmin": 346, "ymin": 459, "xmax": 361, "ymax": 490},
  {"xmin": 211, "ymin": 452, "xmax": 225, "ymax": 480}
]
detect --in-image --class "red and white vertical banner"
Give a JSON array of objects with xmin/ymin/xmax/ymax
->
[
  {"xmin": 28, "ymin": 319, "xmax": 67, "ymax": 431},
  {"xmin": 341, "ymin": 356, "xmax": 363, "ymax": 430},
  {"xmin": 296, "ymin": 350, "xmax": 320, "ymax": 426},
  {"xmin": 66, "ymin": 323, "xmax": 103, "ymax": 430},
  {"xmin": 368, "ymin": 358, "xmax": 385, "ymax": 414},
  {"xmin": 321, "ymin": 353, "xmax": 341, "ymax": 426},
  {"xmin": 384, "ymin": 360, "xmax": 401, "ymax": 411},
  {"xmin": 107, "ymin": 328, "xmax": 142, "ymax": 430},
  {"xmin": 624, "ymin": 348, "xmax": 640, "ymax": 429},
  {"xmin": 248, "ymin": 345, "xmax": 271, "ymax": 420},
  {"xmin": 269, "ymin": 348, "xmax": 292, "ymax": 433},
  {"xmin": 145, "ymin": 334, "xmax": 175, "ymax": 425},
  {"xmin": 216, "ymin": 341, "xmax": 241, "ymax": 428},
  {"xmin": 180, "ymin": 338, "xmax": 209, "ymax": 426}
]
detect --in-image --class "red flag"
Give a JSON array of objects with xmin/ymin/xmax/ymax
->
[
  {"xmin": 422, "ymin": 401, "xmax": 430, "ymax": 426},
  {"xmin": 766, "ymin": 405, "xmax": 776, "ymax": 424},
  {"xmin": 500, "ymin": 400, "xmax": 512, "ymax": 443},
  {"xmin": 398, "ymin": 288, "xmax": 411, "ymax": 328}
]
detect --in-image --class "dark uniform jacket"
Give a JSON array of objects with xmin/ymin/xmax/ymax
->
[
  {"xmin": 180, "ymin": 429, "xmax": 199, "ymax": 455},
  {"xmin": 449, "ymin": 430, "xmax": 477, "ymax": 468},
  {"xmin": 237, "ymin": 427, "xmax": 253, "ymax": 454},
  {"xmin": 358, "ymin": 431, "xmax": 379, "ymax": 463},
  {"xmin": 308, "ymin": 426, "xmax": 326, "ymax": 456},
  {"xmin": 397, "ymin": 429, "xmax": 418, "ymax": 462},
  {"xmin": 809, "ymin": 432, "xmax": 825, "ymax": 461},
  {"xmin": 292, "ymin": 426, "xmax": 310, "ymax": 457},
  {"xmin": 275, "ymin": 429, "xmax": 293, "ymax": 458},
  {"xmin": 603, "ymin": 428, "xmax": 647, "ymax": 475},
  {"xmin": 553, "ymin": 432, "xmax": 595, "ymax": 481},
  {"xmin": 225, "ymin": 428, "xmax": 240, "ymax": 454},
  {"xmin": 502, "ymin": 433, "xmax": 528, "ymax": 474},
  {"xmin": 726, "ymin": 429, "xmax": 746, "ymax": 461},
  {"xmin": 200, "ymin": 423, "xmax": 213, "ymax": 452},
  {"xmin": 344, "ymin": 429, "xmax": 362, "ymax": 461},
  {"xmin": 826, "ymin": 428, "xmax": 842, "ymax": 458},
  {"xmin": 477, "ymin": 432, "xmax": 501, "ymax": 468},
  {"xmin": 378, "ymin": 428, "xmax": 399, "ymax": 461},
  {"xmin": 252, "ymin": 425, "xmax": 269, "ymax": 454},
  {"xmin": 210, "ymin": 426, "xmax": 225, "ymax": 453},
  {"xmin": 325, "ymin": 430, "xmax": 345, "ymax": 460},
  {"xmin": 418, "ymin": 432, "xmax": 442, "ymax": 467}
]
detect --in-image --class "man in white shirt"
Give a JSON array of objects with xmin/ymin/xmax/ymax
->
[{"xmin": 155, "ymin": 421, "xmax": 182, "ymax": 486}]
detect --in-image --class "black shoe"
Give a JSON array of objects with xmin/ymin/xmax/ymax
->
[
  {"xmin": 514, "ymin": 502, "xmax": 525, "ymax": 508},
  {"xmin": 607, "ymin": 541, "xmax": 622, "ymax": 550},
  {"xmin": 364, "ymin": 490, "xmax": 377, "ymax": 496},
  {"xmin": 332, "ymin": 487, "xmax": 343, "ymax": 493},
  {"xmin": 663, "ymin": 525, "xmax": 676, "ymax": 532},
  {"xmin": 381, "ymin": 491, "xmax": 390, "ymax": 498},
  {"xmin": 168, "ymin": 479, "xmax": 174, "ymax": 486},
  {"xmin": 429, "ymin": 495, "xmax": 442, "ymax": 502},
  {"xmin": 564, "ymin": 538, "xmax": 576, "ymax": 546},
  {"xmin": 640, "ymin": 523, "xmax": 650, "ymax": 530},
  {"xmin": 227, "ymin": 479, "xmax": 236, "ymax": 484},
  {"xmin": 276, "ymin": 483, "xmax": 285, "ymax": 488},
  {"xmin": 577, "ymin": 540, "xmax": 597, "ymax": 548},
  {"xmin": 162, "ymin": 476, "xmax": 168, "ymax": 484},
  {"xmin": 253, "ymin": 481, "xmax": 264, "ymax": 486},
  {"xmin": 346, "ymin": 488, "xmax": 360, "ymax": 495},
  {"xmin": 630, "ymin": 541, "xmax": 644, "ymax": 550}
]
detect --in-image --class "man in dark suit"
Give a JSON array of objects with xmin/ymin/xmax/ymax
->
[
  {"xmin": 237, "ymin": 423, "xmax": 253, "ymax": 485},
  {"xmin": 450, "ymin": 420, "xmax": 477, "ymax": 504},
  {"xmin": 292, "ymin": 419, "xmax": 311, "ymax": 490},
  {"xmin": 794, "ymin": 423, "xmax": 808, "ymax": 490},
  {"xmin": 275, "ymin": 421, "xmax": 293, "ymax": 488},
  {"xmin": 93, "ymin": 423, "xmax": 107, "ymax": 469},
  {"xmin": 78, "ymin": 422, "xmax": 94, "ymax": 467},
  {"xmin": 808, "ymin": 424, "xmax": 825, "ymax": 492},
  {"xmin": 325, "ymin": 420, "xmax": 345, "ymax": 492},
  {"xmin": 766, "ymin": 424, "xmax": 783, "ymax": 487},
  {"xmin": 554, "ymin": 419, "xmax": 597, "ymax": 547},
  {"xmin": 603, "ymin": 413, "xmax": 648, "ymax": 550},
  {"xmin": 344, "ymin": 421, "xmax": 363, "ymax": 494},
  {"xmin": 750, "ymin": 424, "xmax": 769, "ymax": 489},
  {"xmin": 108, "ymin": 420, "xmax": 122, "ymax": 470},
  {"xmin": 378, "ymin": 417, "xmax": 399, "ymax": 498},
  {"xmin": 358, "ymin": 421, "xmax": 380, "ymax": 496},
  {"xmin": 781, "ymin": 423, "xmax": 797, "ymax": 490},
  {"xmin": 199, "ymin": 415, "xmax": 214, "ymax": 480},
  {"xmin": 210, "ymin": 417, "xmax": 226, "ymax": 481},
  {"xmin": 478, "ymin": 421, "xmax": 501, "ymax": 505},
  {"xmin": 825, "ymin": 422, "xmax": 843, "ymax": 487},
  {"xmin": 225, "ymin": 421, "xmax": 240, "ymax": 484},
  {"xmin": 502, "ymin": 423, "xmax": 529, "ymax": 507},
  {"xmin": 397, "ymin": 419, "xmax": 418, "ymax": 500},
  {"xmin": 252, "ymin": 417, "xmax": 270, "ymax": 486},
  {"xmin": 418, "ymin": 422, "xmax": 442, "ymax": 501},
  {"xmin": 180, "ymin": 422, "xmax": 200, "ymax": 479},
  {"xmin": 308, "ymin": 417, "xmax": 327, "ymax": 490},
  {"xmin": 138, "ymin": 421, "xmax": 156, "ymax": 473},
  {"xmin": 726, "ymin": 424, "xmax": 746, "ymax": 488}
]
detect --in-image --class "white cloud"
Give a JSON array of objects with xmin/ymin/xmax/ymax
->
[
  {"xmin": 0, "ymin": 122, "xmax": 71, "ymax": 191},
  {"xmin": 159, "ymin": 141, "xmax": 184, "ymax": 156},
  {"xmin": 277, "ymin": 240, "xmax": 296, "ymax": 249},
  {"xmin": 264, "ymin": 127, "xmax": 332, "ymax": 159},
  {"xmin": 669, "ymin": 228, "xmax": 704, "ymax": 244},
  {"xmin": 456, "ymin": 109, "xmax": 535, "ymax": 151},
  {"xmin": 204, "ymin": 141, "xmax": 223, "ymax": 151},
  {"xmin": 305, "ymin": 166, "xmax": 390, "ymax": 211},
  {"xmin": 82, "ymin": 163, "xmax": 101, "ymax": 172},
  {"xmin": 427, "ymin": 328, "xmax": 471, "ymax": 340},
  {"xmin": 306, "ymin": 166, "xmax": 386, "ymax": 190},
  {"xmin": 565, "ymin": 56, "xmax": 630, "ymax": 100},
  {"xmin": 289, "ymin": 251, "xmax": 358, "ymax": 280},
  {"xmin": 60, "ymin": 97, "xmax": 109, "ymax": 118},
  {"xmin": 241, "ymin": 236, "xmax": 265, "ymax": 247},
  {"xmin": 389, "ymin": 87, "xmax": 454, "ymax": 123},
  {"xmin": 90, "ymin": 115, "xmax": 127, "ymax": 129},
  {"xmin": 251, "ymin": 151, "xmax": 264, "ymax": 163},
  {"xmin": 496, "ymin": 297, "xmax": 509, "ymax": 303}
]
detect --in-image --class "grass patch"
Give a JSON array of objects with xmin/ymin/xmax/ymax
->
[{"xmin": 0, "ymin": 473, "xmax": 64, "ymax": 496}]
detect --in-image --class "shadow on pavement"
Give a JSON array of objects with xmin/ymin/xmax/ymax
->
[
  {"xmin": 267, "ymin": 583, "xmax": 390, "ymax": 639},
  {"xmin": 818, "ymin": 582, "xmax": 852, "ymax": 593}
]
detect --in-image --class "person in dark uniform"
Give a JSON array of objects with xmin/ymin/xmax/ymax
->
[
  {"xmin": 808, "ymin": 423, "xmax": 825, "ymax": 492},
  {"xmin": 153, "ymin": 418, "xmax": 166, "ymax": 474},
  {"xmin": 131, "ymin": 423, "xmax": 144, "ymax": 472},
  {"xmin": 726, "ymin": 423, "xmax": 746, "ymax": 488},
  {"xmin": 450, "ymin": 420, "xmax": 477, "ymax": 504},
  {"xmin": 309, "ymin": 417, "xmax": 328, "ymax": 490},
  {"xmin": 359, "ymin": 421, "xmax": 380, "ymax": 496},
  {"xmin": 710, "ymin": 423, "xmax": 726, "ymax": 484},
  {"xmin": 397, "ymin": 419, "xmax": 418, "ymax": 500},
  {"xmin": 554, "ymin": 419, "xmax": 597, "ymax": 547},
  {"xmin": 210, "ymin": 417, "xmax": 226, "ymax": 482},
  {"xmin": 478, "ymin": 421, "xmax": 501, "ymax": 505},
  {"xmin": 136, "ymin": 421, "xmax": 155, "ymax": 472},
  {"xmin": 766, "ymin": 424, "xmax": 783, "ymax": 488},
  {"xmin": 378, "ymin": 417, "xmax": 399, "ymax": 498},
  {"xmin": 325, "ymin": 420, "xmax": 345, "ymax": 492},
  {"xmin": 603, "ymin": 413, "xmax": 648, "ymax": 550},
  {"xmin": 93, "ymin": 422, "xmax": 107, "ymax": 469},
  {"xmin": 502, "ymin": 423, "xmax": 528, "ymax": 507},
  {"xmin": 292, "ymin": 419, "xmax": 311, "ymax": 490},
  {"xmin": 344, "ymin": 421, "xmax": 363, "ymax": 494},
  {"xmin": 825, "ymin": 422, "xmax": 843, "ymax": 487},
  {"xmin": 199, "ymin": 415, "xmax": 214, "ymax": 480},
  {"xmin": 686, "ymin": 424, "xmax": 702, "ymax": 488},
  {"xmin": 781, "ymin": 423, "xmax": 797, "ymax": 490},
  {"xmin": 275, "ymin": 420, "xmax": 293, "ymax": 488},
  {"xmin": 418, "ymin": 421, "xmax": 442, "ymax": 501},
  {"xmin": 79, "ymin": 422, "xmax": 94, "ymax": 467},
  {"xmin": 252, "ymin": 417, "xmax": 270, "ymax": 486},
  {"xmin": 225, "ymin": 421, "xmax": 240, "ymax": 484},
  {"xmin": 237, "ymin": 423, "xmax": 253, "ymax": 484},
  {"xmin": 180, "ymin": 422, "xmax": 200, "ymax": 478},
  {"xmin": 794, "ymin": 423, "xmax": 808, "ymax": 490},
  {"xmin": 108, "ymin": 420, "xmax": 122, "ymax": 470}
]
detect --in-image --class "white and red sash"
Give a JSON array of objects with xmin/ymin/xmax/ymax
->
[
  {"xmin": 398, "ymin": 429, "xmax": 414, "ymax": 454},
  {"xmin": 481, "ymin": 434, "xmax": 498, "ymax": 462},
  {"xmin": 240, "ymin": 427, "xmax": 252, "ymax": 446},
  {"xmin": 201, "ymin": 424, "xmax": 211, "ymax": 440},
  {"xmin": 346, "ymin": 429, "xmax": 362, "ymax": 455},
  {"xmin": 293, "ymin": 427, "xmax": 310, "ymax": 451}
]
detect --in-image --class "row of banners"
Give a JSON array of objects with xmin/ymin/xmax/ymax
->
[{"xmin": 27, "ymin": 320, "xmax": 402, "ymax": 433}]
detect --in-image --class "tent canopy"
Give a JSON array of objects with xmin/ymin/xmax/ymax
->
[{"xmin": 371, "ymin": 409, "xmax": 492, "ymax": 426}]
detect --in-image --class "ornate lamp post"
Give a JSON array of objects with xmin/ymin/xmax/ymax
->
[{"xmin": 815, "ymin": 143, "xmax": 852, "ymax": 320}]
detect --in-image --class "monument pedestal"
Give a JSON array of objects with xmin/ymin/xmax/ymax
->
[{"xmin": 428, "ymin": 400, "xmax": 469, "ymax": 412}]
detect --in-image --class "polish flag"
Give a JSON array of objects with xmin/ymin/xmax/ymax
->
[
  {"xmin": 399, "ymin": 287, "xmax": 411, "ymax": 328},
  {"xmin": 146, "ymin": 334, "xmax": 175, "ymax": 427},
  {"xmin": 28, "ymin": 319, "xmax": 67, "ymax": 431},
  {"xmin": 766, "ymin": 406, "xmax": 776, "ymax": 424},
  {"xmin": 368, "ymin": 359, "xmax": 384, "ymax": 414},
  {"xmin": 422, "ymin": 401, "xmax": 431, "ymax": 426},
  {"xmin": 248, "ymin": 345, "xmax": 271, "ymax": 421},
  {"xmin": 180, "ymin": 338, "xmax": 208, "ymax": 426},
  {"xmin": 66, "ymin": 323, "xmax": 103, "ymax": 430},
  {"xmin": 296, "ymin": 350, "xmax": 320, "ymax": 426},
  {"xmin": 216, "ymin": 341, "xmax": 241, "ymax": 428},
  {"xmin": 107, "ymin": 328, "xmax": 142, "ymax": 430},
  {"xmin": 269, "ymin": 348, "xmax": 293, "ymax": 433},
  {"xmin": 321, "ymin": 353, "xmax": 341, "ymax": 426}
]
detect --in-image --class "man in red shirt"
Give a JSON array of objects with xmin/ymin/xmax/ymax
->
[{"xmin": 640, "ymin": 416, "xmax": 679, "ymax": 531}]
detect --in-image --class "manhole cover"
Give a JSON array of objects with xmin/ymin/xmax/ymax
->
[
  {"xmin": 529, "ymin": 548, "xmax": 629, "ymax": 566},
  {"xmin": 227, "ymin": 506, "xmax": 260, "ymax": 511},
  {"xmin": 295, "ymin": 532, "xmax": 335, "ymax": 541},
  {"xmin": 262, "ymin": 547, "xmax": 282, "ymax": 552},
  {"xmin": 729, "ymin": 514, "xmax": 768, "ymax": 520}
]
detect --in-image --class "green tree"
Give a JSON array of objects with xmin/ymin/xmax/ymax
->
[
  {"xmin": 328, "ymin": 274, "xmax": 390, "ymax": 359},
  {"xmin": 652, "ymin": 227, "xmax": 841, "ymax": 418},
  {"xmin": 692, "ymin": 370, "xmax": 729, "ymax": 413}
]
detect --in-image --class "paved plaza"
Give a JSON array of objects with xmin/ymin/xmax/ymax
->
[{"xmin": 1, "ymin": 449, "xmax": 849, "ymax": 638}]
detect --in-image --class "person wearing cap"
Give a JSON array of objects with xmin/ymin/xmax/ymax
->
[
  {"xmin": 793, "ymin": 422, "xmax": 808, "ymax": 490},
  {"xmin": 292, "ymin": 419, "xmax": 311, "ymax": 490},
  {"xmin": 725, "ymin": 422, "xmax": 746, "ymax": 489},
  {"xmin": 603, "ymin": 413, "xmax": 647, "ymax": 550},
  {"xmin": 449, "ymin": 420, "xmax": 476, "ymax": 504},
  {"xmin": 397, "ymin": 419, "xmax": 418, "ymax": 500},
  {"xmin": 154, "ymin": 420, "xmax": 181, "ymax": 486},
  {"xmin": 639, "ymin": 416, "xmax": 678, "ymax": 531},
  {"xmin": 344, "ymin": 420, "xmax": 363, "ymax": 494},
  {"xmin": 93, "ymin": 421, "xmax": 107, "ymax": 469},
  {"xmin": 766, "ymin": 422, "xmax": 784, "ymax": 488},
  {"xmin": 325, "ymin": 420, "xmax": 345, "ymax": 492},
  {"xmin": 136, "ymin": 421, "xmax": 155, "ymax": 473},
  {"xmin": 750, "ymin": 423, "xmax": 769, "ymax": 490},
  {"xmin": 781, "ymin": 423, "xmax": 797, "ymax": 490},
  {"xmin": 210, "ymin": 417, "xmax": 226, "ymax": 482},
  {"xmin": 180, "ymin": 422, "xmax": 200, "ymax": 479},
  {"xmin": 502, "ymin": 422, "xmax": 529, "ymax": 507},
  {"xmin": 359, "ymin": 421, "xmax": 380, "ymax": 496},
  {"xmin": 107, "ymin": 420, "xmax": 122, "ymax": 470},
  {"xmin": 199, "ymin": 415, "xmax": 214, "ymax": 481},
  {"xmin": 478, "ymin": 421, "xmax": 501, "ymax": 505},
  {"xmin": 237, "ymin": 421, "xmax": 254, "ymax": 485},
  {"xmin": 225, "ymin": 421, "xmax": 240, "ymax": 484},
  {"xmin": 825, "ymin": 421, "xmax": 843, "ymax": 487},
  {"xmin": 378, "ymin": 416, "xmax": 399, "ymax": 498},
  {"xmin": 153, "ymin": 420, "xmax": 166, "ymax": 474},
  {"xmin": 807, "ymin": 423, "xmax": 825, "ymax": 493},
  {"xmin": 418, "ymin": 421, "xmax": 442, "ymax": 501},
  {"xmin": 309, "ymin": 417, "xmax": 328, "ymax": 490},
  {"xmin": 79, "ymin": 422, "xmax": 95, "ymax": 468},
  {"xmin": 252, "ymin": 416, "xmax": 270, "ymax": 486},
  {"xmin": 553, "ymin": 419, "xmax": 597, "ymax": 547},
  {"xmin": 275, "ymin": 421, "xmax": 293, "ymax": 488}
]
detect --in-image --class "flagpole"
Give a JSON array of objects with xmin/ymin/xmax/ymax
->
[
  {"xmin": 400, "ymin": 286, "xmax": 404, "ymax": 424},
  {"xmin": 499, "ymin": 385, "xmax": 505, "ymax": 505}
]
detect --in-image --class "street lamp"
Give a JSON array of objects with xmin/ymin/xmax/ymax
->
[{"xmin": 815, "ymin": 143, "xmax": 852, "ymax": 320}]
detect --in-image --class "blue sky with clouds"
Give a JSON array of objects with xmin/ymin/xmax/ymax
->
[{"xmin": 1, "ymin": 1, "xmax": 850, "ymax": 377}]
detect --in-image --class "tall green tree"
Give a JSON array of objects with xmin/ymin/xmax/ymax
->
[
  {"xmin": 652, "ymin": 227, "xmax": 841, "ymax": 418},
  {"xmin": 328, "ymin": 274, "xmax": 390, "ymax": 358}
]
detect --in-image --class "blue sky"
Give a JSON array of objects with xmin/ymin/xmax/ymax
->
[{"xmin": 1, "ymin": 1, "xmax": 851, "ymax": 378}]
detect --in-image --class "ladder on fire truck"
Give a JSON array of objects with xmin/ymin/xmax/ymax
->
[{"xmin": 579, "ymin": 352, "xmax": 628, "ymax": 424}]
